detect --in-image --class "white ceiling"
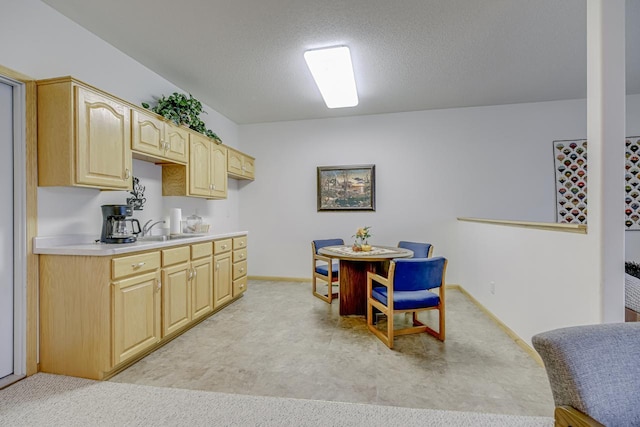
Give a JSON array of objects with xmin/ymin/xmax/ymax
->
[{"xmin": 43, "ymin": 0, "xmax": 639, "ymax": 125}]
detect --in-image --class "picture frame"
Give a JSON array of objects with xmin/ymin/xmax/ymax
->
[{"xmin": 317, "ymin": 164, "xmax": 376, "ymax": 211}]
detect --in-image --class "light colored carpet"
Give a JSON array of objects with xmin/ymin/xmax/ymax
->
[{"xmin": 0, "ymin": 373, "xmax": 553, "ymax": 426}]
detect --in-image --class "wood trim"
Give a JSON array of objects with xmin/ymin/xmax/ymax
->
[
  {"xmin": 0, "ymin": 65, "xmax": 33, "ymax": 82},
  {"xmin": 625, "ymin": 307, "xmax": 640, "ymax": 322},
  {"xmin": 0, "ymin": 65, "xmax": 38, "ymax": 375},
  {"xmin": 555, "ymin": 406, "xmax": 605, "ymax": 427},
  {"xmin": 457, "ymin": 217, "xmax": 587, "ymax": 234},
  {"xmin": 452, "ymin": 284, "xmax": 544, "ymax": 366},
  {"xmin": 25, "ymin": 79, "xmax": 38, "ymax": 375}
]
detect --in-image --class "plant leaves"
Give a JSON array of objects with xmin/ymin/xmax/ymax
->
[{"xmin": 141, "ymin": 92, "xmax": 222, "ymax": 143}]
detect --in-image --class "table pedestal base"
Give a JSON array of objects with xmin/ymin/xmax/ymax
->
[{"xmin": 339, "ymin": 260, "xmax": 389, "ymax": 316}]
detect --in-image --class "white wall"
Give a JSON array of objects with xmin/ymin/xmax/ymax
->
[
  {"xmin": 239, "ymin": 99, "xmax": 588, "ymax": 282},
  {"xmin": 457, "ymin": 221, "xmax": 600, "ymax": 344},
  {"xmin": 0, "ymin": 0, "xmax": 240, "ymax": 238}
]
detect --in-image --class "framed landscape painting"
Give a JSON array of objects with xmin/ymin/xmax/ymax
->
[{"xmin": 317, "ymin": 164, "xmax": 376, "ymax": 211}]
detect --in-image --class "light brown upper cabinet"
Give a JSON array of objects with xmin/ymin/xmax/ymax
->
[
  {"xmin": 210, "ymin": 142, "xmax": 228, "ymax": 198},
  {"xmin": 131, "ymin": 108, "xmax": 189, "ymax": 164},
  {"xmin": 227, "ymin": 146, "xmax": 255, "ymax": 180},
  {"xmin": 37, "ymin": 77, "xmax": 132, "ymax": 190},
  {"xmin": 162, "ymin": 133, "xmax": 228, "ymax": 199}
]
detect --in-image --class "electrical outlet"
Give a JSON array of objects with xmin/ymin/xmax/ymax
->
[{"xmin": 489, "ymin": 281, "xmax": 496, "ymax": 295}]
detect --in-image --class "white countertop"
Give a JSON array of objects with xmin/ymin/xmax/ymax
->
[{"xmin": 33, "ymin": 231, "xmax": 248, "ymax": 256}]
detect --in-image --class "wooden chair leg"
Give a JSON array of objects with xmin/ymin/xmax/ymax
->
[
  {"xmin": 312, "ymin": 277, "xmax": 332, "ymax": 303},
  {"xmin": 387, "ymin": 310, "xmax": 394, "ymax": 349},
  {"xmin": 439, "ymin": 303, "xmax": 445, "ymax": 341}
]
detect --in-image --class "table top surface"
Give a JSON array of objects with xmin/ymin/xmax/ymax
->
[{"xmin": 318, "ymin": 245, "xmax": 413, "ymax": 261}]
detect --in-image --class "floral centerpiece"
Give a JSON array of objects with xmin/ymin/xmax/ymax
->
[{"xmin": 352, "ymin": 226, "xmax": 372, "ymax": 252}]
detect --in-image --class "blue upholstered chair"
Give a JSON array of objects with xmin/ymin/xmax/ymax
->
[
  {"xmin": 398, "ymin": 241, "xmax": 433, "ymax": 258},
  {"xmin": 532, "ymin": 323, "xmax": 640, "ymax": 427},
  {"xmin": 367, "ymin": 257, "xmax": 447, "ymax": 348},
  {"xmin": 311, "ymin": 238, "xmax": 343, "ymax": 303}
]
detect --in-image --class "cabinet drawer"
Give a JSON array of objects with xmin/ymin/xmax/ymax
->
[
  {"xmin": 233, "ymin": 260, "xmax": 247, "ymax": 280},
  {"xmin": 233, "ymin": 276, "xmax": 247, "ymax": 297},
  {"xmin": 233, "ymin": 248, "xmax": 247, "ymax": 263},
  {"xmin": 191, "ymin": 242, "xmax": 213, "ymax": 260},
  {"xmin": 112, "ymin": 252, "xmax": 160, "ymax": 280},
  {"xmin": 162, "ymin": 246, "xmax": 190, "ymax": 267},
  {"xmin": 233, "ymin": 236, "xmax": 247, "ymax": 250},
  {"xmin": 214, "ymin": 239, "xmax": 232, "ymax": 254}
]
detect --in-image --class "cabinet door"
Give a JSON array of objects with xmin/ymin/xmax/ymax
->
[
  {"xmin": 242, "ymin": 156, "xmax": 255, "ymax": 180},
  {"xmin": 213, "ymin": 252, "xmax": 232, "ymax": 307},
  {"xmin": 210, "ymin": 144, "xmax": 227, "ymax": 198},
  {"xmin": 189, "ymin": 134, "xmax": 212, "ymax": 196},
  {"xmin": 131, "ymin": 109, "xmax": 165, "ymax": 157},
  {"xmin": 165, "ymin": 124, "xmax": 189, "ymax": 163},
  {"xmin": 191, "ymin": 256, "xmax": 214, "ymax": 321},
  {"xmin": 112, "ymin": 271, "xmax": 161, "ymax": 365},
  {"xmin": 227, "ymin": 148, "xmax": 244, "ymax": 177},
  {"xmin": 162, "ymin": 263, "xmax": 191, "ymax": 337},
  {"xmin": 76, "ymin": 87, "xmax": 131, "ymax": 189}
]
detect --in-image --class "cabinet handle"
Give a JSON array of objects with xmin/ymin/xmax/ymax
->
[
  {"xmin": 156, "ymin": 279, "xmax": 161, "ymax": 291},
  {"xmin": 240, "ymin": 253, "xmax": 244, "ymax": 259},
  {"xmin": 124, "ymin": 168, "xmax": 131, "ymax": 180},
  {"xmin": 188, "ymin": 268, "xmax": 193, "ymax": 280},
  {"xmin": 240, "ymin": 268, "xmax": 245, "ymax": 273},
  {"xmin": 221, "ymin": 244, "xmax": 227, "ymax": 250},
  {"xmin": 216, "ymin": 262, "xmax": 219, "ymax": 271},
  {"xmin": 132, "ymin": 262, "xmax": 145, "ymax": 268},
  {"xmin": 192, "ymin": 268, "xmax": 197, "ymax": 279}
]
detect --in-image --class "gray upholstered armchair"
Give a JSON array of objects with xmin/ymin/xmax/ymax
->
[{"xmin": 532, "ymin": 323, "xmax": 640, "ymax": 427}]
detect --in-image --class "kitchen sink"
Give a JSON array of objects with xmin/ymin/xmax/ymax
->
[{"xmin": 137, "ymin": 234, "xmax": 206, "ymax": 242}]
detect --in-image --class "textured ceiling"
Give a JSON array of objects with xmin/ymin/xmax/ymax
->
[{"xmin": 42, "ymin": 0, "xmax": 639, "ymax": 124}]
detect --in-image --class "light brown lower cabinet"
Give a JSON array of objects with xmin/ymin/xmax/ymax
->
[
  {"xmin": 112, "ymin": 270, "xmax": 162, "ymax": 365},
  {"xmin": 233, "ymin": 236, "xmax": 248, "ymax": 297},
  {"xmin": 213, "ymin": 239, "xmax": 233, "ymax": 307},
  {"xmin": 39, "ymin": 236, "xmax": 247, "ymax": 380},
  {"xmin": 161, "ymin": 246, "xmax": 192, "ymax": 336}
]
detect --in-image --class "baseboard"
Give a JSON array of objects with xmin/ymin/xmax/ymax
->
[
  {"xmin": 248, "ymin": 276, "xmax": 310, "ymax": 283},
  {"xmin": 450, "ymin": 284, "xmax": 544, "ymax": 367}
]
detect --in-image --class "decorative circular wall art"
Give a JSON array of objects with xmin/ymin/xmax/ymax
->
[
  {"xmin": 554, "ymin": 137, "xmax": 640, "ymax": 230},
  {"xmin": 625, "ymin": 137, "xmax": 640, "ymax": 229},
  {"xmin": 553, "ymin": 139, "xmax": 587, "ymax": 225}
]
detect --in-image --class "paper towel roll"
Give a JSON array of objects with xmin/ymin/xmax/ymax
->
[{"xmin": 170, "ymin": 208, "xmax": 182, "ymax": 235}]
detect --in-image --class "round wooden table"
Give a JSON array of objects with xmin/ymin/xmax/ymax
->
[{"xmin": 318, "ymin": 245, "xmax": 413, "ymax": 316}]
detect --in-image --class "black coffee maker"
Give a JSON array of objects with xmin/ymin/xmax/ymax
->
[{"xmin": 100, "ymin": 204, "xmax": 141, "ymax": 243}]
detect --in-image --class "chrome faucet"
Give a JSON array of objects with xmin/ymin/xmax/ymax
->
[{"xmin": 142, "ymin": 219, "xmax": 166, "ymax": 237}]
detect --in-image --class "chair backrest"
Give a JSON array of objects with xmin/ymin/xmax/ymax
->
[
  {"xmin": 532, "ymin": 323, "xmax": 640, "ymax": 426},
  {"xmin": 398, "ymin": 241, "xmax": 433, "ymax": 258},
  {"xmin": 391, "ymin": 257, "xmax": 446, "ymax": 292},
  {"xmin": 312, "ymin": 238, "xmax": 344, "ymax": 254}
]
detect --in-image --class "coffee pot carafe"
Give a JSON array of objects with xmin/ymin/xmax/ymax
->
[{"xmin": 100, "ymin": 204, "xmax": 141, "ymax": 243}]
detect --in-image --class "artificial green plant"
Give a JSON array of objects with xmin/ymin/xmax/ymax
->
[{"xmin": 142, "ymin": 93, "xmax": 221, "ymax": 143}]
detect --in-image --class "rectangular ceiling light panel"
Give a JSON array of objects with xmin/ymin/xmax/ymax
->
[{"xmin": 304, "ymin": 46, "xmax": 358, "ymax": 109}]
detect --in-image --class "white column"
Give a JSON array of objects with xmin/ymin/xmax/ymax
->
[{"xmin": 587, "ymin": 0, "xmax": 625, "ymax": 322}]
